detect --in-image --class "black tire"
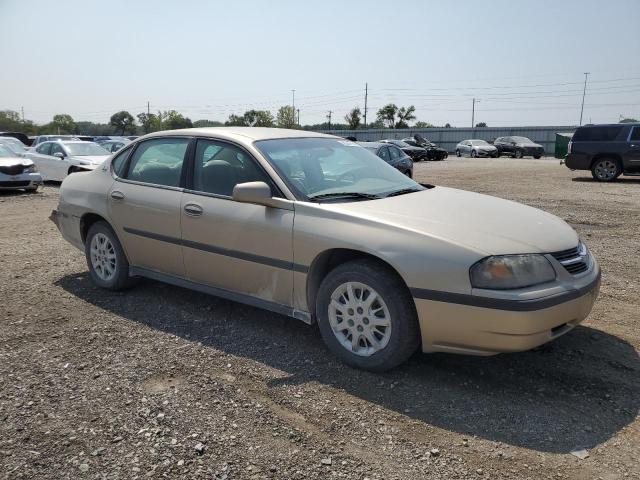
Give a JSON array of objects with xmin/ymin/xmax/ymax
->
[
  {"xmin": 455, "ymin": 149, "xmax": 461, "ymax": 157},
  {"xmin": 26, "ymin": 186, "xmax": 39, "ymax": 193},
  {"xmin": 591, "ymin": 157, "xmax": 622, "ymax": 182},
  {"xmin": 471, "ymin": 150, "xmax": 477, "ymax": 158},
  {"xmin": 315, "ymin": 259, "xmax": 420, "ymax": 371},
  {"xmin": 404, "ymin": 170, "xmax": 412, "ymax": 178},
  {"xmin": 533, "ymin": 155, "xmax": 541, "ymax": 159},
  {"xmin": 85, "ymin": 221, "xmax": 134, "ymax": 290},
  {"xmin": 515, "ymin": 150, "xmax": 523, "ymax": 159}
]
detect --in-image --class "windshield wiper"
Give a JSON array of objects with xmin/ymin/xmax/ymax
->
[
  {"xmin": 384, "ymin": 187, "xmax": 423, "ymax": 198},
  {"xmin": 308, "ymin": 191, "xmax": 381, "ymax": 201}
]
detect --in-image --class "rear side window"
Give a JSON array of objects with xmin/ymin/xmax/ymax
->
[
  {"xmin": 378, "ymin": 147, "xmax": 390, "ymax": 162},
  {"xmin": 572, "ymin": 126, "xmax": 623, "ymax": 142},
  {"xmin": 629, "ymin": 127, "xmax": 640, "ymax": 141},
  {"xmin": 125, "ymin": 138, "xmax": 189, "ymax": 187},
  {"xmin": 111, "ymin": 147, "xmax": 130, "ymax": 176},
  {"xmin": 389, "ymin": 146, "xmax": 401, "ymax": 160}
]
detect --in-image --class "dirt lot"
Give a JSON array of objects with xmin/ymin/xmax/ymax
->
[{"xmin": 1, "ymin": 157, "xmax": 638, "ymax": 480}]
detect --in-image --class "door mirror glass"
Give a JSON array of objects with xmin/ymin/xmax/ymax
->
[{"xmin": 53, "ymin": 151, "xmax": 65, "ymax": 159}]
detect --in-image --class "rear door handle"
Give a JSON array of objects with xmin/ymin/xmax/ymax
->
[
  {"xmin": 184, "ymin": 203, "xmax": 203, "ymax": 217},
  {"xmin": 110, "ymin": 190, "xmax": 125, "ymax": 200}
]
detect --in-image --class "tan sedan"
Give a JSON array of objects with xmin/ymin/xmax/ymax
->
[{"xmin": 51, "ymin": 128, "xmax": 600, "ymax": 371}]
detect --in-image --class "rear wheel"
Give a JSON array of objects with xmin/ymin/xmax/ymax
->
[
  {"xmin": 471, "ymin": 150, "xmax": 477, "ymax": 158},
  {"xmin": 515, "ymin": 150, "xmax": 523, "ymax": 159},
  {"xmin": 534, "ymin": 155, "xmax": 541, "ymax": 159},
  {"xmin": 591, "ymin": 157, "xmax": 621, "ymax": 182},
  {"xmin": 85, "ymin": 221, "xmax": 135, "ymax": 290},
  {"xmin": 316, "ymin": 259, "xmax": 420, "ymax": 371},
  {"xmin": 456, "ymin": 149, "xmax": 461, "ymax": 157}
]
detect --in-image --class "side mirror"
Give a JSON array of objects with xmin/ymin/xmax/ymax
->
[
  {"xmin": 232, "ymin": 181, "xmax": 293, "ymax": 210},
  {"xmin": 53, "ymin": 152, "xmax": 65, "ymax": 159}
]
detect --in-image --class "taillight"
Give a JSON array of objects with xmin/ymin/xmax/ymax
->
[{"xmin": 567, "ymin": 141, "xmax": 572, "ymax": 154}]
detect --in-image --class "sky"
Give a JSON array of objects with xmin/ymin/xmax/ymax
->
[{"xmin": 1, "ymin": 0, "xmax": 639, "ymax": 127}]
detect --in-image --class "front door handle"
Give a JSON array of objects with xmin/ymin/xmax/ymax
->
[
  {"xmin": 184, "ymin": 203, "xmax": 203, "ymax": 217},
  {"xmin": 110, "ymin": 190, "xmax": 125, "ymax": 200}
]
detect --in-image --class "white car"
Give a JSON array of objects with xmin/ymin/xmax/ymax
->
[
  {"xmin": 0, "ymin": 144, "xmax": 42, "ymax": 192},
  {"xmin": 455, "ymin": 139, "xmax": 499, "ymax": 158},
  {"xmin": 27, "ymin": 140, "xmax": 111, "ymax": 181},
  {"xmin": 0, "ymin": 137, "xmax": 30, "ymax": 157}
]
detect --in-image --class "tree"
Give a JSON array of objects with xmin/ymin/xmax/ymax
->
[
  {"xmin": 243, "ymin": 110, "xmax": 274, "ymax": 127},
  {"xmin": 376, "ymin": 104, "xmax": 398, "ymax": 128},
  {"xmin": 475, "ymin": 122, "xmax": 487, "ymax": 127},
  {"xmin": 396, "ymin": 106, "xmax": 416, "ymax": 129},
  {"xmin": 225, "ymin": 114, "xmax": 247, "ymax": 126},
  {"xmin": 110, "ymin": 111, "xmax": 136, "ymax": 135},
  {"xmin": 193, "ymin": 119, "xmax": 224, "ymax": 127},
  {"xmin": 0, "ymin": 110, "xmax": 37, "ymax": 134},
  {"xmin": 344, "ymin": 107, "xmax": 362, "ymax": 130},
  {"xmin": 620, "ymin": 118, "xmax": 638, "ymax": 123},
  {"xmin": 276, "ymin": 106, "xmax": 297, "ymax": 129},
  {"xmin": 444, "ymin": 123, "xmax": 452, "ymax": 128},
  {"xmin": 52, "ymin": 114, "xmax": 75, "ymax": 134},
  {"xmin": 414, "ymin": 121, "xmax": 435, "ymax": 128},
  {"xmin": 137, "ymin": 112, "xmax": 159, "ymax": 134},
  {"xmin": 163, "ymin": 110, "xmax": 192, "ymax": 130}
]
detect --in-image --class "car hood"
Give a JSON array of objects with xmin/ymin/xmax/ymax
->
[
  {"xmin": 328, "ymin": 186, "xmax": 578, "ymax": 255},
  {"xmin": 476, "ymin": 145, "xmax": 497, "ymax": 150},
  {"xmin": 0, "ymin": 157, "xmax": 33, "ymax": 167},
  {"xmin": 518, "ymin": 142, "xmax": 543, "ymax": 148},
  {"xmin": 70, "ymin": 155, "xmax": 110, "ymax": 165}
]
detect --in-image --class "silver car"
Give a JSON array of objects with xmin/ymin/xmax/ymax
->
[
  {"xmin": 456, "ymin": 139, "xmax": 498, "ymax": 158},
  {"xmin": 27, "ymin": 140, "xmax": 111, "ymax": 181},
  {"xmin": 0, "ymin": 144, "xmax": 42, "ymax": 192}
]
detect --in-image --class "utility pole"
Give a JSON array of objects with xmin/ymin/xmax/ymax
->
[
  {"xmin": 147, "ymin": 101, "xmax": 150, "ymax": 116},
  {"xmin": 327, "ymin": 110, "xmax": 332, "ymax": 129},
  {"xmin": 579, "ymin": 72, "xmax": 590, "ymax": 126},
  {"xmin": 296, "ymin": 109, "xmax": 300, "ymax": 126},
  {"xmin": 471, "ymin": 98, "xmax": 476, "ymax": 128},
  {"xmin": 364, "ymin": 82, "xmax": 368, "ymax": 128},
  {"xmin": 21, "ymin": 106, "xmax": 24, "ymax": 121},
  {"xmin": 291, "ymin": 89, "xmax": 295, "ymax": 115}
]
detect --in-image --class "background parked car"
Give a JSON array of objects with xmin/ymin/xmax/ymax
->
[
  {"xmin": 494, "ymin": 136, "xmax": 544, "ymax": 158},
  {"xmin": 379, "ymin": 139, "xmax": 427, "ymax": 161},
  {"xmin": 0, "ymin": 137, "xmax": 30, "ymax": 157},
  {"xmin": 401, "ymin": 134, "xmax": 447, "ymax": 161},
  {"xmin": 0, "ymin": 144, "xmax": 42, "ymax": 192},
  {"xmin": 564, "ymin": 123, "xmax": 640, "ymax": 181},
  {"xmin": 100, "ymin": 138, "xmax": 131, "ymax": 153},
  {"xmin": 358, "ymin": 141, "xmax": 413, "ymax": 177},
  {"xmin": 455, "ymin": 139, "xmax": 498, "ymax": 158},
  {"xmin": 0, "ymin": 131, "xmax": 32, "ymax": 146},
  {"xmin": 26, "ymin": 140, "xmax": 110, "ymax": 181},
  {"xmin": 31, "ymin": 135, "xmax": 79, "ymax": 148}
]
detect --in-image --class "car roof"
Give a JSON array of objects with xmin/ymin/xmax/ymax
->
[
  {"xmin": 143, "ymin": 127, "xmax": 338, "ymax": 143},
  {"xmin": 578, "ymin": 122, "xmax": 640, "ymax": 128},
  {"xmin": 356, "ymin": 141, "xmax": 384, "ymax": 148}
]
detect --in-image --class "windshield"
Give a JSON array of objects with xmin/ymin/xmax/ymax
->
[
  {"xmin": 470, "ymin": 140, "xmax": 489, "ymax": 146},
  {"xmin": 0, "ymin": 145, "xmax": 16, "ymax": 158},
  {"xmin": 511, "ymin": 136, "xmax": 534, "ymax": 144},
  {"xmin": 0, "ymin": 139, "xmax": 27, "ymax": 153},
  {"xmin": 64, "ymin": 142, "xmax": 110, "ymax": 156},
  {"xmin": 255, "ymin": 138, "xmax": 423, "ymax": 201}
]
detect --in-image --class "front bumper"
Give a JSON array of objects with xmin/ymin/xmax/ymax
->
[
  {"xmin": 475, "ymin": 149, "xmax": 497, "ymax": 157},
  {"xmin": 0, "ymin": 172, "xmax": 43, "ymax": 190},
  {"xmin": 413, "ymin": 267, "xmax": 601, "ymax": 355},
  {"xmin": 564, "ymin": 153, "xmax": 591, "ymax": 170}
]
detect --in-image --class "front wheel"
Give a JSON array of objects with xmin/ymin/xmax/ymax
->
[
  {"xmin": 471, "ymin": 150, "xmax": 477, "ymax": 158},
  {"xmin": 515, "ymin": 150, "xmax": 523, "ymax": 159},
  {"xmin": 591, "ymin": 157, "xmax": 621, "ymax": 182},
  {"xmin": 85, "ymin": 221, "xmax": 134, "ymax": 290},
  {"xmin": 534, "ymin": 155, "xmax": 541, "ymax": 159},
  {"xmin": 456, "ymin": 150, "xmax": 461, "ymax": 157},
  {"xmin": 316, "ymin": 259, "xmax": 420, "ymax": 371}
]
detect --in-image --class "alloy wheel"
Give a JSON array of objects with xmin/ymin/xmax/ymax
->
[
  {"xmin": 90, "ymin": 233, "xmax": 117, "ymax": 281},
  {"xmin": 594, "ymin": 160, "xmax": 618, "ymax": 181},
  {"xmin": 328, "ymin": 282, "xmax": 392, "ymax": 357}
]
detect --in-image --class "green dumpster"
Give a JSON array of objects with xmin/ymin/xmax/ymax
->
[{"xmin": 555, "ymin": 132, "xmax": 573, "ymax": 159}]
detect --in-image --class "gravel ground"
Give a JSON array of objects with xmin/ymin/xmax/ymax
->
[{"xmin": 1, "ymin": 157, "xmax": 638, "ymax": 480}]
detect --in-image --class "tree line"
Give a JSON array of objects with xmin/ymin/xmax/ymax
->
[{"xmin": 1, "ymin": 103, "xmax": 484, "ymax": 138}]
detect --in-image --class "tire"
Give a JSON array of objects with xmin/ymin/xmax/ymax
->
[
  {"xmin": 534, "ymin": 155, "xmax": 541, "ymax": 159},
  {"xmin": 591, "ymin": 157, "xmax": 621, "ymax": 182},
  {"xmin": 85, "ymin": 221, "xmax": 134, "ymax": 290},
  {"xmin": 26, "ymin": 186, "xmax": 38, "ymax": 193},
  {"xmin": 471, "ymin": 150, "xmax": 477, "ymax": 158},
  {"xmin": 316, "ymin": 259, "xmax": 420, "ymax": 371},
  {"xmin": 456, "ymin": 150, "xmax": 461, "ymax": 157},
  {"xmin": 515, "ymin": 150, "xmax": 523, "ymax": 159}
]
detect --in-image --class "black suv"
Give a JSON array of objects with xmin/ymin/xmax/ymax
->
[{"xmin": 564, "ymin": 123, "xmax": 640, "ymax": 181}]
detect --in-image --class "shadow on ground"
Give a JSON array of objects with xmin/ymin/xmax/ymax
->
[
  {"xmin": 572, "ymin": 176, "xmax": 640, "ymax": 184},
  {"xmin": 56, "ymin": 272, "xmax": 639, "ymax": 454}
]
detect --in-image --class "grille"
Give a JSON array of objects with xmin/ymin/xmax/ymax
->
[
  {"xmin": 0, "ymin": 181, "xmax": 30, "ymax": 187},
  {"xmin": 0, "ymin": 164, "xmax": 25, "ymax": 175},
  {"xmin": 551, "ymin": 245, "xmax": 589, "ymax": 275}
]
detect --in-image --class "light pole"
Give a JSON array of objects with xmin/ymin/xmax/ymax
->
[
  {"xmin": 579, "ymin": 72, "xmax": 590, "ymax": 126},
  {"xmin": 291, "ymin": 89, "xmax": 295, "ymax": 122}
]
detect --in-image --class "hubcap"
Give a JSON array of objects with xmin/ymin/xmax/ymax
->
[
  {"xmin": 90, "ymin": 233, "xmax": 117, "ymax": 281},
  {"xmin": 595, "ymin": 160, "xmax": 617, "ymax": 180},
  {"xmin": 328, "ymin": 282, "xmax": 391, "ymax": 357}
]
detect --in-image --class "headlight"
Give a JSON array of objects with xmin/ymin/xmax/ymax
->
[{"xmin": 470, "ymin": 254, "xmax": 556, "ymax": 290}]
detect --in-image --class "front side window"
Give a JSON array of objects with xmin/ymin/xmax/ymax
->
[
  {"xmin": 125, "ymin": 138, "xmax": 189, "ymax": 187},
  {"xmin": 111, "ymin": 147, "xmax": 131, "ymax": 176},
  {"xmin": 255, "ymin": 138, "xmax": 422, "ymax": 201},
  {"xmin": 36, "ymin": 143, "xmax": 51, "ymax": 155},
  {"xmin": 629, "ymin": 127, "xmax": 640, "ymax": 141},
  {"xmin": 64, "ymin": 143, "xmax": 110, "ymax": 156},
  {"xmin": 389, "ymin": 146, "xmax": 401, "ymax": 160},
  {"xmin": 192, "ymin": 140, "xmax": 272, "ymax": 196},
  {"xmin": 50, "ymin": 143, "xmax": 65, "ymax": 157}
]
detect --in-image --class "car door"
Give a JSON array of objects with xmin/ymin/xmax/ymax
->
[
  {"xmin": 494, "ymin": 137, "xmax": 504, "ymax": 155},
  {"xmin": 502, "ymin": 137, "xmax": 515, "ymax": 155},
  {"xmin": 48, "ymin": 142, "xmax": 71, "ymax": 181},
  {"xmin": 180, "ymin": 138, "xmax": 295, "ymax": 307},
  {"xmin": 108, "ymin": 136, "xmax": 190, "ymax": 277},
  {"xmin": 462, "ymin": 141, "xmax": 471, "ymax": 155},
  {"xmin": 623, "ymin": 126, "xmax": 640, "ymax": 171},
  {"xmin": 28, "ymin": 142, "xmax": 54, "ymax": 179}
]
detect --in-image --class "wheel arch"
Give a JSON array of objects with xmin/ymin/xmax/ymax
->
[
  {"xmin": 305, "ymin": 248, "xmax": 413, "ymax": 318},
  {"xmin": 80, "ymin": 212, "xmax": 132, "ymax": 264},
  {"xmin": 590, "ymin": 153, "xmax": 623, "ymax": 169}
]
